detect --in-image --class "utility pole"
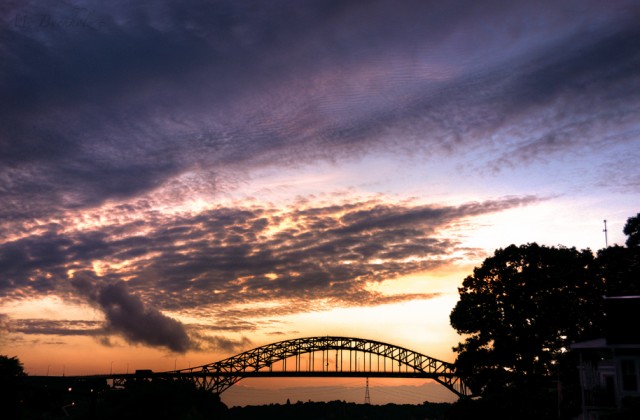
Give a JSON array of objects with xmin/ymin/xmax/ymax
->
[
  {"xmin": 364, "ymin": 377, "xmax": 371, "ymax": 405},
  {"xmin": 603, "ymin": 220, "xmax": 608, "ymax": 248}
]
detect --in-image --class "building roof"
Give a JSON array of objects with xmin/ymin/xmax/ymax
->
[{"xmin": 571, "ymin": 337, "xmax": 640, "ymax": 350}]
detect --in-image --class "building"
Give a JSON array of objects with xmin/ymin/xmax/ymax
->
[{"xmin": 572, "ymin": 296, "xmax": 640, "ymax": 420}]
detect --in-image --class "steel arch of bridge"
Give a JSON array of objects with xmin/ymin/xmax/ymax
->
[{"xmin": 167, "ymin": 336, "xmax": 470, "ymax": 398}]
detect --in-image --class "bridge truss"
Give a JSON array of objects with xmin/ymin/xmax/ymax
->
[{"xmin": 145, "ymin": 336, "xmax": 471, "ymax": 397}]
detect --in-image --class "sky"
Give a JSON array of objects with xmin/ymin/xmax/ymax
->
[{"xmin": 1, "ymin": 0, "xmax": 640, "ymax": 406}]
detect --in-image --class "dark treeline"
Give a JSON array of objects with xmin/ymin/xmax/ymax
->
[
  {"xmin": 1, "ymin": 366, "xmax": 452, "ymax": 420},
  {"xmin": 4, "ymin": 369, "xmax": 452, "ymax": 420},
  {"xmin": 228, "ymin": 400, "xmax": 451, "ymax": 420}
]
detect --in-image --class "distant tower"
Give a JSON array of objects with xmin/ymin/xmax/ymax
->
[
  {"xmin": 364, "ymin": 377, "xmax": 371, "ymax": 405},
  {"xmin": 603, "ymin": 220, "xmax": 609, "ymax": 248}
]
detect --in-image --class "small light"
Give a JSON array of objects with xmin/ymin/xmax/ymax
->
[{"xmin": 68, "ymin": 387, "xmax": 72, "ymax": 392}]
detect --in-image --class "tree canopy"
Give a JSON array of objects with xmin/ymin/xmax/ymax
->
[
  {"xmin": 0, "ymin": 355, "xmax": 26, "ymax": 418},
  {"xmin": 597, "ymin": 245, "xmax": 640, "ymax": 296},
  {"xmin": 448, "ymin": 213, "xmax": 640, "ymax": 419},
  {"xmin": 0, "ymin": 355, "xmax": 25, "ymax": 379},
  {"xmin": 623, "ymin": 212, "xmax": 640, "ymax": 248},
  {"xmin": 449, "ymin": 243, "xmax": 603, "ymax": 396}
]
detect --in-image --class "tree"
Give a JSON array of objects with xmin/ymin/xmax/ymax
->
[
  {"xmin": 448, "ymin": 214, "xmax": 640, "ymax": 418},
  {"xmin": 597, "ymin": 245, "xmax": 640, "ymax": 296},
  {"xmin": 623, "ymin": 213, "xmax": 640, "ymax": 248},
  {"xmin": 0, "ymin": 355, "xmax": 26, "ymax": 417},
  {"xmin": 449, "ymin": 243, "xmax": 603, "ymax": 398},
  {"xmin": 597, "ymin": 213, "xmax": 640, "ymax": 296},
  {"xmin": 0, "ymin": 355, "xmax": 25, "ymax": 379}
]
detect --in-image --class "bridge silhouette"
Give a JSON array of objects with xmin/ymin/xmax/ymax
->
[{"xmin": 31, "ymin": 336, "xmax": 472, "ymax": 399}]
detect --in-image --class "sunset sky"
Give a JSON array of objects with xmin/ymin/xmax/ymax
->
[{"xmin": 1, "ymin": 0, "xmax": 640, "ymax": 405}]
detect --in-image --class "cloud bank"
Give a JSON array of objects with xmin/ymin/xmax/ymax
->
[
  {"xmin": 0, "ymin": 195, "xmax": 539, "ymax": 347},
  {"xmin": 1, "ymin": 0, "xmax": 638, "ymax": 223},
  {"xmin": 0, "ymin": 196, "xmax": 539, "ymax": 303}
]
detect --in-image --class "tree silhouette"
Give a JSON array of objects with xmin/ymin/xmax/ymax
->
[
  {"xmin": 448, "ymin": 213, "xmax": 640, "ymax": 418},
  {"xmin": 598, "ymin": 213, "xmax": 640, "ymax": 296},
  {"xmin": 0, "ymin": 355, "xmax": 26, "ymax": 418},
  {"xmin": 597, "ymin": 245, "xmax": 640, "ymax": 296},
  {"xmin": 0, "ymin": 355, "xmax": 25, "ymax": 378},
  {"xmin": 623, "ymin": 213, "xmax": 640, "ymax": 248},
  {"xmin": 449, "ymin": 243, "xmax": 603, "ymax": 398}
]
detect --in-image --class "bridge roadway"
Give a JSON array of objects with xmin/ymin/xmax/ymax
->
[{"xmin": 26, "ymin": 336, "xmax": 472, "ymax": 398}]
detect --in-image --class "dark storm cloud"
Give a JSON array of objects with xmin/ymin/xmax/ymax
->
[
  {"xmin": 71, "ymin": 274, "xmax": 192, "ymax": 352},
  {"xmin": 3, "ymin": 315, "xmax": 254, "ymax": 352},
  {"xmin": 1, "ymin": 0, "xmax": 637, "ymax": 223}
]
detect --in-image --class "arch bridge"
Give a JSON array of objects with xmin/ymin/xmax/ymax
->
[{"xmin": 117, "ymin": 336, "xmax": 470, "ymax": 398}]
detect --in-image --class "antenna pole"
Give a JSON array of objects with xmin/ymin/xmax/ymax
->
[
  {"xmin": 603, "ymin": 220, "xmax": 608, "ymax": 248},
  {"xmin": 364, "ymin": 377, "xmax": 371, "ymax": 405}
]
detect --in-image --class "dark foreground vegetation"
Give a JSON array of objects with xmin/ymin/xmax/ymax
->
[
  {"xmin": 3, "ymin": 359, "xmax": 454, "ymax": 420},
  {"xmin": 2, "ymin": 367, "xmax": 452, "ymax": 419},
  {"xmin": 446, "ymin": 212, "xmax": 640, "ymax": 419},
  {"xmin": 228, "ymin": 400, "xmax": 452, "ymax": 420},
  {"xmin": 4, "ymin": 369, "xmax": 640, "ymax": 420}
]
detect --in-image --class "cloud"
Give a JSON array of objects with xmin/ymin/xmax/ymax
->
[
  {"xmin": 0, "ymin": 0, "xmax": 637, "ymax": 225},
  {"xmin": 70, "ymin": 274, "xmax": 192, "ymax": 352},
  {"xmin": 483, "ymin": 25, "xmax": 640, "ymax": 169},
  {"xmin": 2, "ymin": 0, "xmax": 638, "ymax": 350},
  {"xmin": 0, "ymin": 195, "xmax": 540, "ymax": 318},
  {"xmin": 188, "ymin": 333, "xmax": 253, "ymax": 354},
  {"xmin": 8, "ymin": 319, "xmax": 104, "ymax": 336},
  {"xmin": 0, "ymin": 314, "xmax": 10, "ymax": 345},
  {"xmin": 4, "ymin": 314, "xmax": 255, "ymax": 354}
]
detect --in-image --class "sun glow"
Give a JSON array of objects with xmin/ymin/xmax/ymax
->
[{"xmin": 0, "ymin": 296, "xmax": 101, "ymax": 321}]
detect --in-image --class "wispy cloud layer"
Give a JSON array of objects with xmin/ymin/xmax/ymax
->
[
  {"xmin": 0, "ymin": 197, "xmax": 539, "ymax": 302},
  {"xmin": 1, "ymin": 0, "xmax": 638, "ymax": 221},
  {"xmin": 9, "ymin": 319, "xmax": 104, "ymax": 336}
]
